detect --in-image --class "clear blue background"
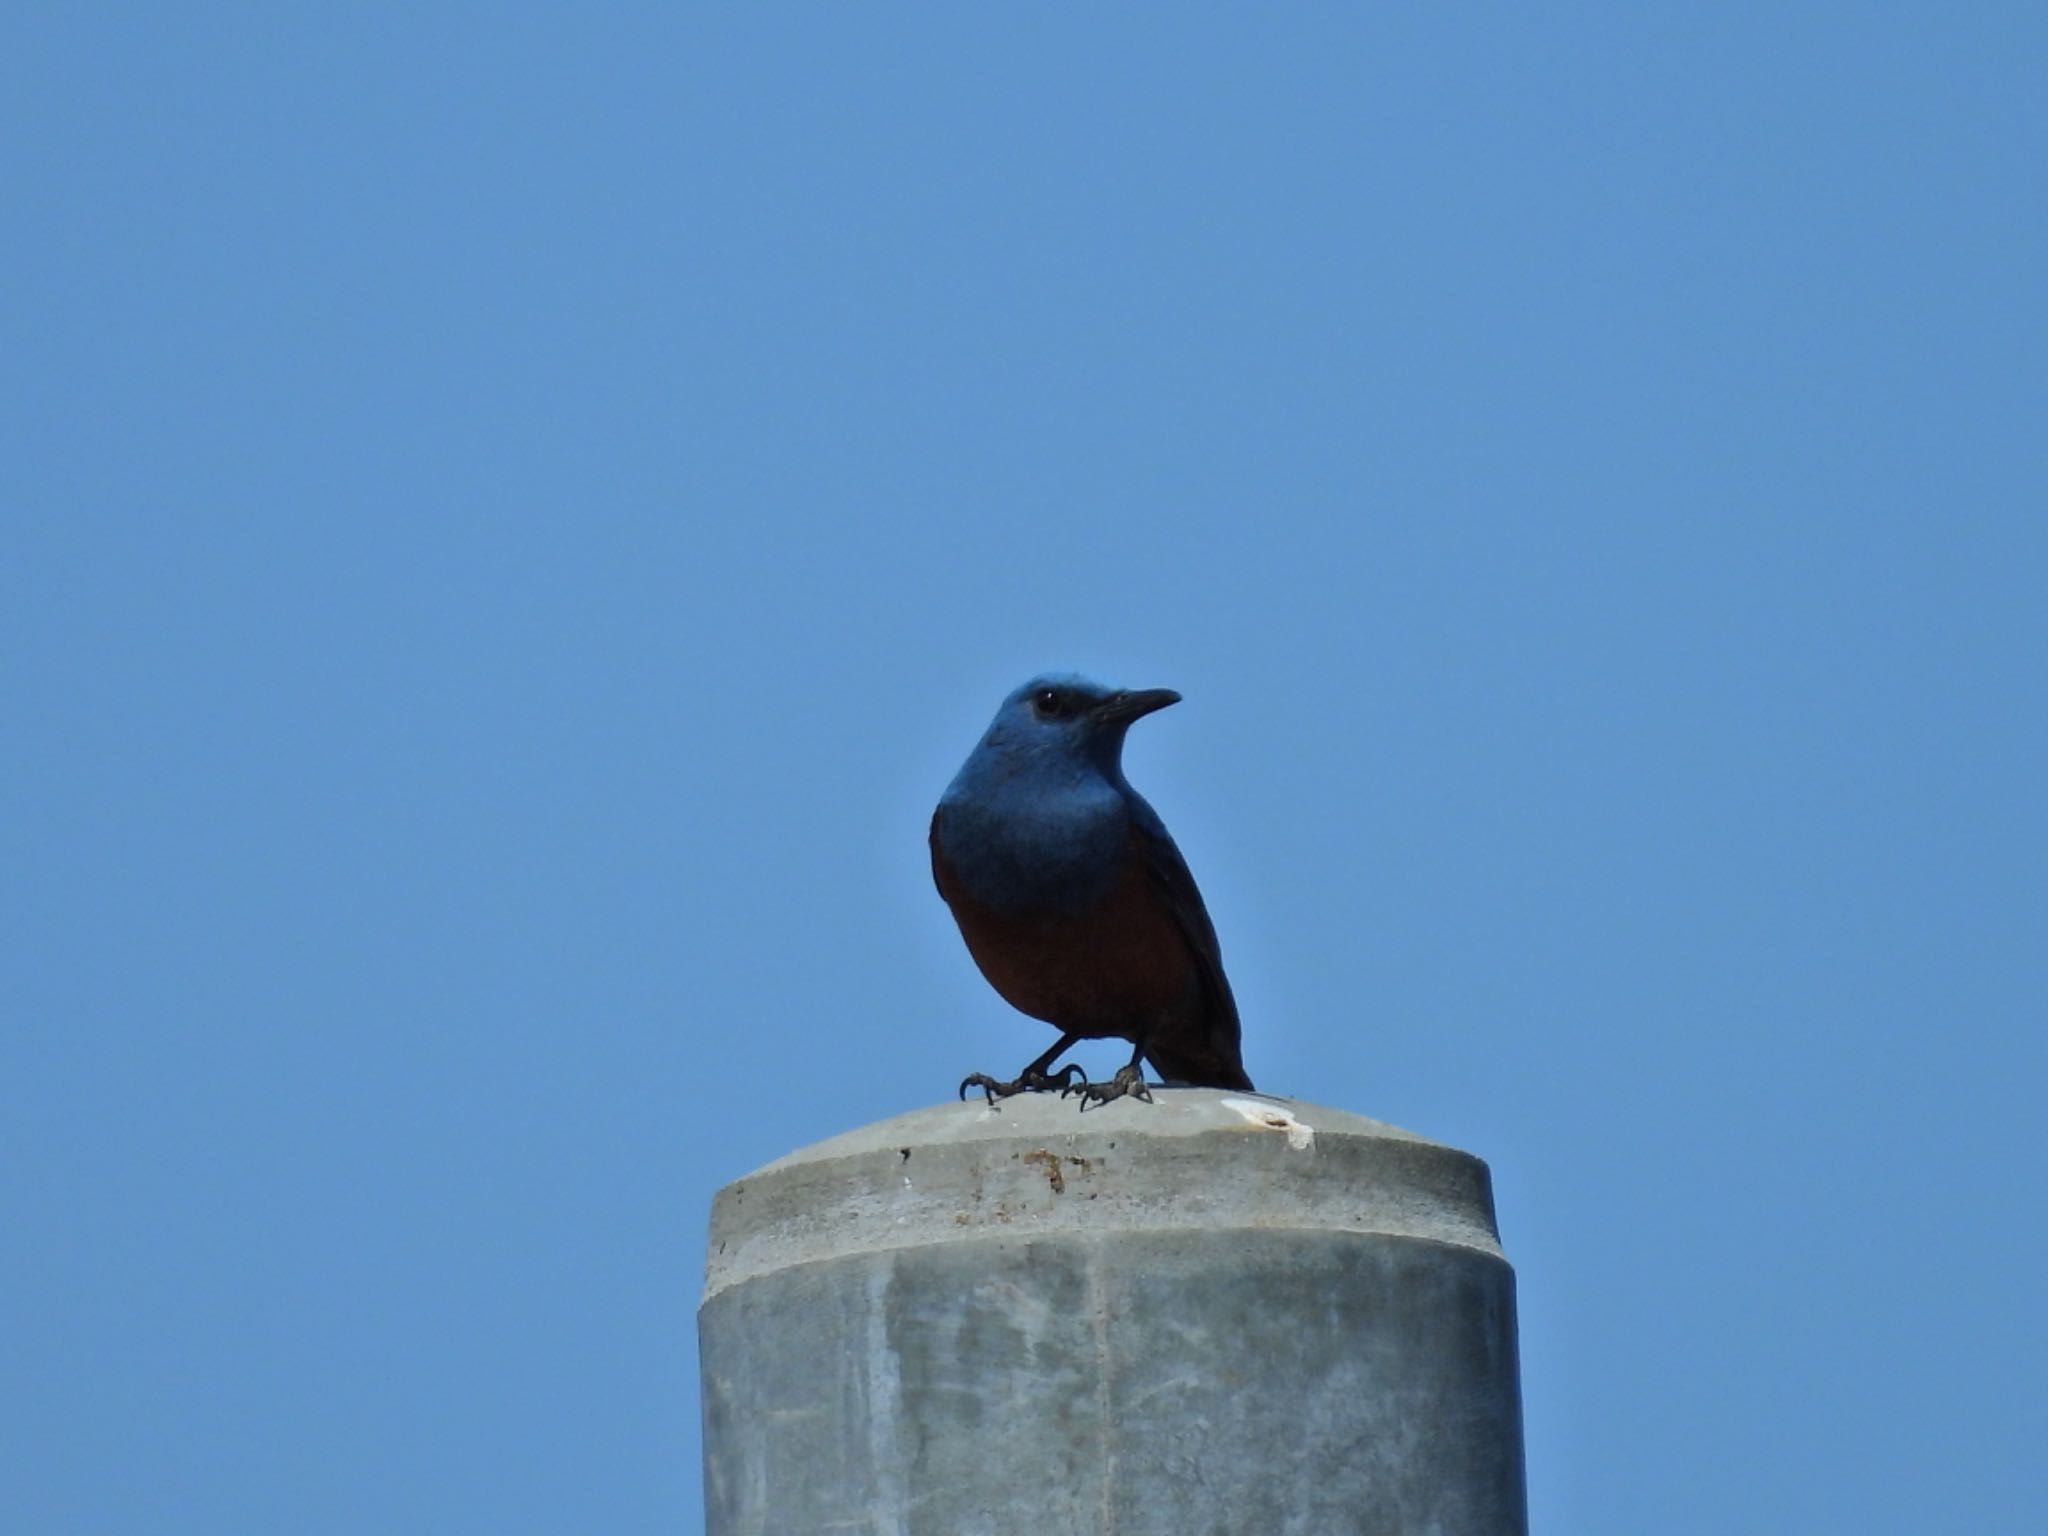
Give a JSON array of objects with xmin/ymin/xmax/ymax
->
[{"xmin": 5, "ymin": 7, "xmax": 2043, "ymax": 1531}]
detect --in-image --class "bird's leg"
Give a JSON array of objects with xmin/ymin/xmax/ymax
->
[
  {"xmin": 1064, "ymin": 1036, "xmax": 1153, "ymax": 1110},
  {"xmin": 959, "ymin": 1032, "xmax": 1088, "ymax": 1106}
]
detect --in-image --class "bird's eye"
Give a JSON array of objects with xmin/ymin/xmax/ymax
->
[{"xmin": 1033, "ymin": 688, "xmax": 1064, "ymax": 717}]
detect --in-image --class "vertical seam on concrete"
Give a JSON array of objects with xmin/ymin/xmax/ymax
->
[
  {"xmin": 865, "ymin": 1261, "xmax": 906, "ymax": 1536},
  {"xmin": 1090, "ymin": 1235, "xmax": 1117, "ymax": 1535}
]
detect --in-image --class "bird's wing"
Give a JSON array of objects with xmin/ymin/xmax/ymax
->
[{"xmin": 1124, "ymin": 793, "xmax": 1251, "ymax": 1088}]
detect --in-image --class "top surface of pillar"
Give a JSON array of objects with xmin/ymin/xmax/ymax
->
[{"xmin": 704, "ymin": 1089, "xmax": 1504, "ymax": 1302}]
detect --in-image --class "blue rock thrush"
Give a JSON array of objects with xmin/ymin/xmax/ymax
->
[{"xmin": 931, "ymin": 674, "xmax": 1254, "ymax": 1107}]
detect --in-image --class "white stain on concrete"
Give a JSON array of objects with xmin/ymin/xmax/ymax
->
[{"xmin": 1219, "ymin": 1098, "xmax": 1315, "ymax": 1151}]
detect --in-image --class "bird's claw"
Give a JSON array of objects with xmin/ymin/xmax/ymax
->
[
  {"xmin": 1062, "ymin": 1064, "xmax": 1153, "ymax": 1111},
  {"xmin": 958, "ymin": 1064, "xmax": 1089, "ymax": 1106}
]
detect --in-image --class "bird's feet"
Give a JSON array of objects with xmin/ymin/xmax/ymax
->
[
  {"xmin": 1062, "ymin": 1063, "xmax": 1153, "ymax": 1111},
  {"xmin": 958, "ymin": 1064, "xmax": 1088, "ymax": 1106}
]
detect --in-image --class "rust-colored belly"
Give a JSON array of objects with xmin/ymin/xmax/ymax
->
[{"xmin": 937, "ymin": 842, "xmax": 1199, "ymax": 1038}]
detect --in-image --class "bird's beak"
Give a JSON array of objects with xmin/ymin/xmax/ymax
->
[{"xmin": 1092, "ymin": 688, "xmax": 1181, "ymax": 726}]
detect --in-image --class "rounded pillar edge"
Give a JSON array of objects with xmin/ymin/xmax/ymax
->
[{"xmin": 703, "ymin": 1089, "xmax": 1506, "ymax": 1303}]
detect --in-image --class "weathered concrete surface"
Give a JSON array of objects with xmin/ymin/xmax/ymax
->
[{"xmin": 700, "ymin": 1090, "xmax": 1525, "ymax": 1536}]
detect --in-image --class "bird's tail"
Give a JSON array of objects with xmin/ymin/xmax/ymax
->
[{"xmin": 1144, "ymin": 1041, "xmax": 1255, "ymax": 1093}]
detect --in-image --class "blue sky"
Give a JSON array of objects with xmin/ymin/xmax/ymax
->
[{"xmin": 4, "ymin": 6, "xmax": 2044, "ymax": 1531}]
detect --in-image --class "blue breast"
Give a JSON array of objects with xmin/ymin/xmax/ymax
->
[{"xmin": 935, "ymin": 770, "xmax": 1131, "ymax": 915}]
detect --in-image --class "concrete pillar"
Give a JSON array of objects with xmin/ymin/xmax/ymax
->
[{"xmin": 699, "ymin": 1089, "xmax": 1526, "ymax": 1536}]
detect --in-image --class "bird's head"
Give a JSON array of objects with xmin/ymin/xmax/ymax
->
[{"xmin": 970, "ymin": 673, "xmax": 1182, "ymax": 784}]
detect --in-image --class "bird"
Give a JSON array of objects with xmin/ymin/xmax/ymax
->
[{"xmin": 930, "ymin": 674, "xmax": 1253, "ymax": 1107}]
